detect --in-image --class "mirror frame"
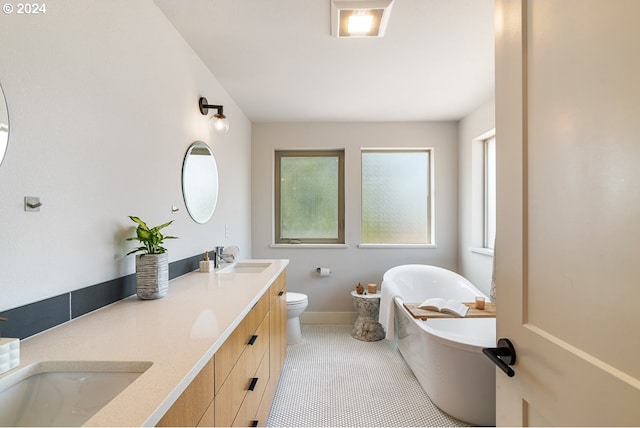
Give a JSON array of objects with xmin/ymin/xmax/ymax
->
[
  {"xmin": 181, "ymin": 141, "xmax": 219, "ymax": 224},
  {"xmin": 0, "ymin": 83, "xmax": 9, "ymax": 167}
]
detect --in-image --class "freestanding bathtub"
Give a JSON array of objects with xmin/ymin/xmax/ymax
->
[{"xmin": 379, "ymin": 264, "xmax": 496, "ymax": 426}]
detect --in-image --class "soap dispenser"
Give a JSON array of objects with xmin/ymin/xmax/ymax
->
[
  {"xmin": 199, "ymin": 251, "xmax": 215, "ymax": 272},
  {"xmin": 0, "ymin": 318, "xmax": 19, "ymax": 375}
]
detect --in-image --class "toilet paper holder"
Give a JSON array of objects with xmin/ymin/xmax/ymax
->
[{"xmin": 316, "ymin": 267, "xmax": 332, "ymax": 276}]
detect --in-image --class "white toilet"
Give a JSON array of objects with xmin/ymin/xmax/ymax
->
[{"xmin": 286, "ymin": 292, "xmax": 308, "ymax": 345}]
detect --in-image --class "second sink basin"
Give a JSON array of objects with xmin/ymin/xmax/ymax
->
[
  {"xmin": 0, "ymin": 360, "xmax": 152, "ymax": 427},
  {"xmin": 217, "ymin": 262, "xmax": 272, "ymax": 274}
]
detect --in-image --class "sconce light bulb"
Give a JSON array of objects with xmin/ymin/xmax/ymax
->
[{"xmin": 212, "ymin": 114, "xmax": 230, "ymax": 134}]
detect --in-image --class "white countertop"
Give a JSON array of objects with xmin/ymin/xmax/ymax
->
[{"xmin": 1, "ymin": 259, "xmax": 289, "ymax": 427}]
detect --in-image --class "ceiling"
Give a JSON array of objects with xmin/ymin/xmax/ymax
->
[{"xmin": 154, "ymin": 0, "xmax": 495, "ymax": 123}]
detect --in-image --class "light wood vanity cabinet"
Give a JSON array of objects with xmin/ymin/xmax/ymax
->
[
  {"xmin": 258, "ymin": 271, "xmax": 287, "ymax": 424},
  {"xmin": 157, "ymin": 270, "xmax": 287, "ymax": 427},
  {"xmin": 156, "ymin": 357, "xmax": 215, "ymax": 427}
]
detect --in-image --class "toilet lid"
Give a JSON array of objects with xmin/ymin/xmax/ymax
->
[{"xmin": 286, "ymin": 292, "xmax": 308, "ymax": 303}]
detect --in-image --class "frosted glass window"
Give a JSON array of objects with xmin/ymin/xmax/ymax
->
[
  {"xmin": 275, "ymin": 150, "xmax": 345, "ymax": 244},
  {"xmin": 484, "ymin": 137, "xmax": 496, "ymax": 249},
  {"xmin": 361, "ymin": 150, "xmax": 432, "ymax": 244}
]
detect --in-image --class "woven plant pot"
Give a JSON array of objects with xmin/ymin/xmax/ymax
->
[{"xmin": 135, "ymin": 253, "xmax": 169, "ymax": 299}]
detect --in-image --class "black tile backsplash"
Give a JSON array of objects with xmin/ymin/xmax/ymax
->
[
  {"xmin": 71, "ymin": 274, "xmax": 137, "ymax": 319},
  {"xmin": 169, "ymin": 253, "xmax": 203, "ymax": 280},
  {"xmin": 0, "ymin": 252, "xmax": 207, "ymax": 340},
  {"xmin": 0, "ymin": 294, "xmax": 70, "ymax": 340}
]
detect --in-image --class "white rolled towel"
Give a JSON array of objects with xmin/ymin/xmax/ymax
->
[{"xmin": 379, "ymin": 280, "xmax": 402, "ymax": 340}]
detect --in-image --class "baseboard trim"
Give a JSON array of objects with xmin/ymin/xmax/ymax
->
[{"xmin": 300, "ymin": 312, "xmax": 357, "ymax": 325}]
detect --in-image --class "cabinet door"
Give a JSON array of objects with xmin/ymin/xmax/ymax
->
[
  {"xmin": 197, "ymin": 400, "xmax": 215, "ymax": 427},
  {"xmin": 261, "ymin": 271, "xmax": 287, "ymax": 425},
  {"xmin": 275, "ymin": 276, "xmax": 287, "ymax": 380},
  {"xmin": 157, "ymin": 358, "xmax": 214, "ymax": 427}
]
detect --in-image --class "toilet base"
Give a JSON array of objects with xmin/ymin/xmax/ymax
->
[{"xmin": 287, "ymin": 317, "xmax": 302, "ymax": 345}]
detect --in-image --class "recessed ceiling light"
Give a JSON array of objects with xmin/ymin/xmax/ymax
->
[
  {"xmin": 348, "ymin": 14, "xmax": 374, "ymax": 34},
  {"xmin": 330, "ymin": 0, "xmax": 394, "ymax": 38}
]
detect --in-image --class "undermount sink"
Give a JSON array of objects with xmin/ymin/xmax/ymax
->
[
  {"xmin": 217, "ymin": 262, "xmax": 272, "ymax": 274},
  {"xmin": 0, "ymin": 360, "xmax": 152, "ymax": 427}
]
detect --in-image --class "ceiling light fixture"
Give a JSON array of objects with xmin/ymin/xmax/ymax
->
[
  {"xmin": 330, "ymin": 0, "xmax": 394, "ymax": 38},
  {"xmin": 347, "ymin": 13, "xmax": 374, "ymax": 34},
  {"xmin": 199, "ymin": 97, "xmax": 229, "ymax": 134}
]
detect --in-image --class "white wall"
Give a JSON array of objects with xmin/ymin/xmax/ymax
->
[
  {"xmin": 251, "ymin": 122, "xmax": 458, "ymax": 322},
  {"xmin": 457, "ymin": 99, "xmax": 495, "ymax": 296},
  {"xmin": 0, "ymin": 0, "xmax": 252, "ymax": 311}
]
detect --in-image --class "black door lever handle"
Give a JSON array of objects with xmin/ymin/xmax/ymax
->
[{"xmin": 482, "ymin": 338, "xmax": 517, "ymax": 377}]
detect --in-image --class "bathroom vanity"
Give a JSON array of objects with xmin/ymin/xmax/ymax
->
[{"xmin": 0, "ymin": 259, "xmax": 288, "ymax": 427}]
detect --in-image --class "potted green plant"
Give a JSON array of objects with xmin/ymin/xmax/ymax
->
[{"xmin": 126, "ymin": 216, "xmax": 178, "ymax": 299}]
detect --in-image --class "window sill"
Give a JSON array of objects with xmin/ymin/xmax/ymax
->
[
  {"xmin": 269, "ymin": 244, "xmax": 348, "ymax": 249},
  {"xmin": 470, "ymin": 247, "xmax": 494, "ymax": 256},
  {"xmin": 358, "ymin": 244, "xmax": 437, "ymax": 249}
]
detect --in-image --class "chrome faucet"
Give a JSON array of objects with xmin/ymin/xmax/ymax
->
[
  {"xmin": 214, "ymin": 246, "xmax": 225, "ymax": 268},
  {"xmin": 214, "ymin": 245, "xmax": 239, "ymax": 268}
]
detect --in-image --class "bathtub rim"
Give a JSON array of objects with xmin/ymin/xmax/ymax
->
[
  {"xmin": 394, "ymin": 297, "xmax": 496, "ymax": 352},
  {"xmin": 383, "ymin": 264, "xmax": 473, "ymax": 285}
]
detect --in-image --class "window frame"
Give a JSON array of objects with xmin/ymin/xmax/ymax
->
[
  {"xmin": 483, "ymin": 136, "xmax": 496, "ymax": 250},
  {"xmin": 359, "ymin": 147, "xmax": 435, "ymax": 247},
  {"xmin": 274, "ymin": 149, "xmax": 345, "ymax": 245}
]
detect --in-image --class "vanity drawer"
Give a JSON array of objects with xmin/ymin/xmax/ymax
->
[
  {"xmin": 243, "ymin": 314, "xmax": 270, "ymax": 378},
  {"xmin": 215, "ymin": 291, "xmax": 270, "ymax": 394},
  {"xmin": 245, "ymin": 291, "xmax": 270, "ymax": 336},
  {"xmin": 232, "ymin": 348, "xmax": 270, "ymax": 427},
  {"xmin": 269, "ymin": 271, "xmax": 286, "ymax": 302},
  {"xmin": 215, "ymin": 314, "xmax": 270, "ymax": 427}
]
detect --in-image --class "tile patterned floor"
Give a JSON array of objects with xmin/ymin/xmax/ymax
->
[{"xmin": 267, "ymin": 324, "xmax": 470, "ymax": 427}]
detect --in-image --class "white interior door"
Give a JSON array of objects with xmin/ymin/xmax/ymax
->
[{"xmin": 494, "ymin": 0, "xmax": 640, "ymax": 425}]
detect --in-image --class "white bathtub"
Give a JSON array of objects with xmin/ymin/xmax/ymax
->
[{"xmin": 379, "ymin": 264, "xmax": 496, "ymax": 426}]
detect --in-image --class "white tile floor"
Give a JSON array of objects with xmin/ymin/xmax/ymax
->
[{"xmin": 267, "ymin": 324, "xmax": 470, "ymax": 427}]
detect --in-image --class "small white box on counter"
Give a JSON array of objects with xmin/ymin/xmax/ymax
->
[
  {"xmin": 199, "ymin": 260, "xmax": 215, "ymax": 272},
  {"xmin": 0, "ymin": 338, "xmax": 19, "ymax": 375}
]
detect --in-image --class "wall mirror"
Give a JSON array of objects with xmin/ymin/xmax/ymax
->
[
  {"xmin": 182, "ymin": 141, "xmax": 219, "ymax": 224},
  {"xmin": 0, "ymin": 84, "xmax": 9, "ymax": 167}
]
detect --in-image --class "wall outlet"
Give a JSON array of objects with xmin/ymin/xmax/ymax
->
[{"xmin": 225, "ymin": 224, "xmax": 230, "ymax": 238}]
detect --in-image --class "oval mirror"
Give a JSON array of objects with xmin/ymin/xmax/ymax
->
[
  {"xmin": 182, "ymin": 141, "xmax": 219, "ymax": 224},
  {"xmin": 0, "ymin": 84, "xmax": 9, "ymax": 167}
]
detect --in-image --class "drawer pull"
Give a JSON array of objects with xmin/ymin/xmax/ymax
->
[
  {"xmin": 248, "ymin": 334, "xmax": 258, "ymax": 345},
  {"xmin": 250, "ymin": 420, "xmax": 259, "ymax": 427},
  {"xmin": 248, "ymin": 377, "xmax": 259, "ymax": 391},
  {"xmin": 278, "ymin": 291, "xmax": 284, "ymax": 296}
]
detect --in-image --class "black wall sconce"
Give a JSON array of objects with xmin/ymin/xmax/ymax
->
[{"xmin": 199, "ymin": 97, "xmax": 229, "ymax": 134}]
